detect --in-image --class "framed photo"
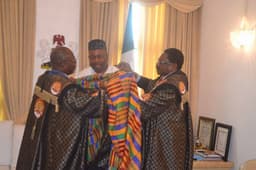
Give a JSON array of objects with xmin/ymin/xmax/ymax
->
[
  {"xmin": 197, "ymin": 116, "xmax": 216, "ymax": 149},
  {"xmin": 213, "ymin": 123, "xmax": 232, "ymax": 161}
]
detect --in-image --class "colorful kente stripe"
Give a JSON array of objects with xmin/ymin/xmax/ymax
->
[
  {"xmin": 106, "ymin": 72, "xmax": 141, "ymax": 170},
  {"xmin": 87, "ymin": 117, "xmax": 104, "ymax": 161},
  {"xmin": 77, "ymin": 71, "xmax": 142, "ymax": 170},
  {"xmin": 76, "ymin": 74, "xmax": 109, "ymax": 161}
]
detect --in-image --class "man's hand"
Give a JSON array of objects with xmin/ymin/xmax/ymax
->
[
  {"xmin": 68, "ymin": 76, "xmax": 76, "ymax": 83},
  {"xmin": 141, "ymin": 93, "xmax": 152, "ymax": 101},
  {"xmin": 91, "ymin": 91, "xmax": 99, "ymax": 97}
]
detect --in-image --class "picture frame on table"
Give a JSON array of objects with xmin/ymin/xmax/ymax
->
[
  {"xmin": 197, "ymin": 116, "xmax": 216, "ymax": 150},
  {"xmin": 213, "ymin": 123, "xmax": 232, "ymax": 161}
]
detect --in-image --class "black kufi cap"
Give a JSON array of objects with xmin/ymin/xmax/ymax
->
[{"xmin": 88, "ymin": 39, "xmax": 106, "ymax": 50}]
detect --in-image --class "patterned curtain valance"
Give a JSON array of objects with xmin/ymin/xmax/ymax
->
[{"xmin": 130, "ymin": 0, "xmax": 202, "ymax": 13}]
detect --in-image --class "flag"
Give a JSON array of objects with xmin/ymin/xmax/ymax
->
[{"xmin": 121, "ymin": 4, "xmax": 136, "ymax": 71}]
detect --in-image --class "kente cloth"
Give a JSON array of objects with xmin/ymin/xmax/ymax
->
[
  {"xmin": 138, "ymin": 70, "xmax": 194, "ymax": 170},
  {"xmin": 60, "ymin": 84, "xmax": 111, "ymax": 170},
  {"xmin": 77, "ymin": 71, "xmax": 142, "ymax": 170},
  {"xmin": 17, "ymin": 70, "xmax": 105, "ymax": 170},
  {"xmin": 77, "ymin": 74, "xmax": 110, "ymax": 164}
]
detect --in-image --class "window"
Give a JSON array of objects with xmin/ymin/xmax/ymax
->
[
  {"xmin": 132, "ymin": 3, "xmax": 142, "ymax": 50},
  {"xmin": 130, "ymin": 2, "xmax": 165, "ymax": 78},
  {"xmin": 131, "ymin": 3, "xmax": 143, "ymax": 73}
]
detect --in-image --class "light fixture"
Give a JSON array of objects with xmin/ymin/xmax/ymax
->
[
  {"xmin": 230, "ymin": 17, "xmax": 255, "ymax": 51},
  {"xmin": 230, "ymin": 0, "xmax": 255, "ymax": 51}
]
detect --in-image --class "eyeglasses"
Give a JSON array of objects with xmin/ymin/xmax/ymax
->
[{"xmin": 157, "ymin": 61, "xmax": 171, "ymax": 65}]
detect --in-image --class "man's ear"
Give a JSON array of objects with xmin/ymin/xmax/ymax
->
[{"xmin": 168, "ymin": 63, "xmax": 178, "ymax": 72}]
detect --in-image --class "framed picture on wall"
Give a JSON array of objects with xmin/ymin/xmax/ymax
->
[
  {"xmin": 197, "ymin": 116, "xmax": 216, "ymax": 150},
  {"xmin": 213, "ymin": 123, "xmax": 232, "ymax": 161}
]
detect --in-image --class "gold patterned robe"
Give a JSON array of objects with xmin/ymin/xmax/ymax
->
[
  {"xmin": 16, "ymin": 70, "xmax": 105, "ymax": 170},
  {"xmin": 138, "ymin": 70, "xmax": 193, "ymax": 170}
]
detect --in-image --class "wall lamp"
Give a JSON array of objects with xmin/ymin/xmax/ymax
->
[{"xmin": 230, "ymin": 17, "xmax": 255, "ymax": 51}]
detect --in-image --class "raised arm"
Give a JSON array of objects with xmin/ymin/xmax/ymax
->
[{"xmin": 59, "ymin": 83, "xmax": 106, "ymax": 117}]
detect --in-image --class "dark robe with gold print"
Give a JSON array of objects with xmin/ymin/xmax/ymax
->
[
  {"xmin": 16, "ymin": 70, "xmax": 107, "ymax": 170},
  {"xmin": 138, "ymin": 70, "xmax": 193, "ymax": 170}
]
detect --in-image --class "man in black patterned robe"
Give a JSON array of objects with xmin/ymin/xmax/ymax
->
[
  {"xmin": 138, "ymin": 48, "xmax": 193, "ymax": 170},
  {"xmin": 16, "ymin": 47, "xmax": 110, "ymax": 170}
]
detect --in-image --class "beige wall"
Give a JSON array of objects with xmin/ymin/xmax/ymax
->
[
  {"xmin": 198, "ymin": 0, "xmax": 256, "ymax": 169},
  {"xmin": 34, "ymin": 0, "xmax": 80, "ymax": 85}
]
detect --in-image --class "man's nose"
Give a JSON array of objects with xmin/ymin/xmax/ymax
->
[{"xmin": 94, "ymin": 56, "xmax": 101, "ymax": 62}]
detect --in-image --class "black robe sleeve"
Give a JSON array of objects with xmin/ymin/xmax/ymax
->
[
  {"xmin": 139, "ymin": 83, "xmax": 180, "ymax": 120},
  {"xmin": 137, "ymin": 76, "xmax": 154, "ymax": 93},
  {"xmin": 58, "ymin": 84, "xmax": 105, "ymax": 118}
]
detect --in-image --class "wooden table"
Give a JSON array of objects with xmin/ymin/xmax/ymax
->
[{"xmin": 193, "ymin": 160, "xmax": 234, "ymax": 170}]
